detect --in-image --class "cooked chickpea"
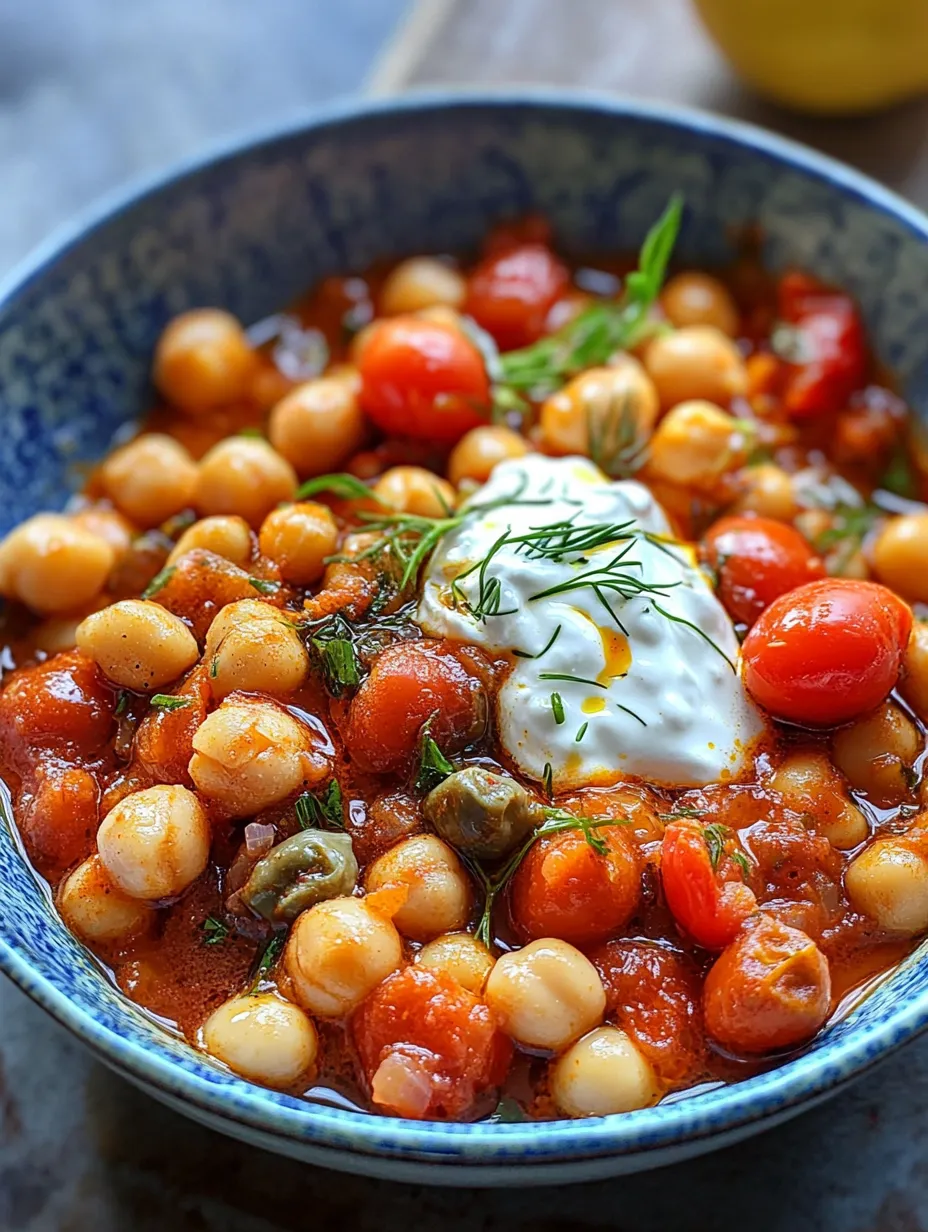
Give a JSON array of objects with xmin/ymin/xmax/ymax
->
[
  {"xmin": 539, "ymin": 359, "xmax": 659, "ymax": 460},
  {"xmin": 647, "ymin": 401, "xmax": 749, "ymax": 489},
  {"xmin": 71, "ymin": 507, "xmax": 134, "ymax": 561},
  {"xmin": 204, "ymin": 598, "xmax": 284, "ymax": 657},
  {"xmin": 873, "ymin": 513, "xmax": 928, "ymax": 604},
  {"xmin": 901, "ymin": 621, "xmax": 928, "ymax": 722},
  {"xmin": 209, "ymin": 617, "xmax": 308, "ymax": 700},
  {"xmin": 99, "ymin": 434, "xmax": 199, "ymax": 527},
  {"xmin": 379, "ymin": 257, "xmax": 466, "ymax": 316},
  {"xmin": 58, "ymin": 855, "xmax": 155, "ymax": 944},
  {"xmin": 416, "ymin": 932, "xmax": 494, "ymax": 994},
  {"xmin": 189, "ymin": 699, "xmax": 327, "ymax": 816},
  {"xmin": 283, "ymin": 895, "xmax": 403, "ymax": 1017},
  {"xmin": 201, "ymin": 993, "xmax": 317, "ymax": 1088},
  {"xmin": 268, "ymin": 376, "xmax": 366, "ymax": 477},
  {"xmin": 373, "ymin": 466, "xmax": 455, "ymax": 518},
  {"xmin": 97, "ymin": 783, "xmax": 210, "ymax": 901},
  {"xmin": 258, "ymin": 502, "xmax": 338, "ymax": 585},
  {"xmin": 167, "ymin": 515, "xmax": 252, "ymax": 567},
  {"xmin": 730, "ymin": 463, "xmax": 798, "ymax": 521},
  {"xmin": 484, "ymin": 938, "xmax": 606, "ymax": 1051},
  {"xmin": 153, "ymin": 308, "xmax": 257, "ymax": 414},
  {"xmin": 832, "ymin": 702, "xmax": 921, "ymax": 805},
  {"xmin": 846, "ymin": 838, "xmax": 928, "ymax": 934},
  {"xmin": 769, "ymin": 751, "xmax": 868, "ymax": 850},
  {"xmin": 660, "ymin": 271, "xmax": 740, "ymax": 337},
  {"xmin": 551, "ymin": 1026, "xmax": 659, "ymax": 1118},
  {"xmin": 195, "ymin": 438, "xmax": 297, "ymax": 527},
  {"xmin": 76, "ymin": 599, "xmax": 198, "ymax": 691},
  {"xmin": 364, "ymin": 835, "xmax": 471, "ymax": 942},
  {"xmin": 0, "ymin": 514, "xmax": 114, "ymax": 614},
  {"xmin": 644, "ymin": 326, "xmax": 747, "ymax": 409},
  {"xmin": 447, "ymin": 426, "xmax": 530, "ymax": 487}
]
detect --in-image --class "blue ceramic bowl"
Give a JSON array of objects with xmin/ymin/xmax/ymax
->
[{"xmin": 2, "ymin": 91, "xmax": 928, "ymax": 1186}]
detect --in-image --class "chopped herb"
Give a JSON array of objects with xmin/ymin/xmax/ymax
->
[
  {"xmin": 295, "ymin": 779, "xmax": 345, "ymax": 830},
  {"xmin": 161, "ymin": 509, "xmax": 197, "ymax": 538},
  {"xmin": 238, "ymin": 426, "xmax": 265, "ymax": 439},
  {"xmin": 249, "ymin": 933, "xmax": 285, "ymax": 991},
  {"xmin": 248, "ymin": 576, "xmax": 280, "ymax": 596},
  {"xmin": 730, "ymin": 849, "xmax": 752, "ymax": 881},
  {"xmin": 414, "ymin": 715, "xmax": 455, "ymax": 794},
  {"xmin": 587, "ymin": 393, "xmax": 649, "ymax": 479},
  {"xmin": 659, "ymin": 806, "xmax": 706, "ymax": 820},
  {"xmin": 575, "ymin": 721, "xmax": 589, "ymax": 742},
  {"xmin": 114, "ymin": 690, "xmax": 130, "ymax": 717},
  {"xmin": 491, "ymin": 1097, "xmax": 528, "ymax": 1123},
  {"xmin": 813, "ymin": 503, "xmax": 882, "ymax": 556},
  {"xmin": 201, "ymin": 915, "xmax": 229, "ymax": 946},
  {"xmin": 550, "ymin": 692, "xmax": 566, "ymax": 725},
  {"xmin": 312, "ymin": 635, "xmax": 361, "ymax": 697},
  {"xmin": 903, "ymin": 763, "xmax": 920, "ymax": 791},
  {"xmin": 616, "ymin": 703, "xmax": 647, "ymax": 727},
  {"xmin": 512, "ymin": 624, "xmax": 562, "ymax": 660},
  {"xmin": 209, "ymin": 654, "xmax": 219, "ymax": 679},
  {"xmin": 542, "ymin": 762, "xmax": 554, "ymax": 799},
  {"xmin": 141, "ymin": 564, "xmax": 176, "ymax": 599},
  {"xmin": 150, "ymin": 694, "xmax": 191, "ymax": 711},
  {"xmin": 296, "ymin": 473, "xmax": 384, "ymax": 504},
  {"xmin": 539, "ymin": 672, "xmax": 607, "ymax": 689},
  {"xmin": 702, "ymin": 822, "xmax": 729, "ymax": 871}
]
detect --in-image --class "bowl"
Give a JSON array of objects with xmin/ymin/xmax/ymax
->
[{"xmin": 2, "ymin": 90, "xmax": 928, "ymax": 1186}]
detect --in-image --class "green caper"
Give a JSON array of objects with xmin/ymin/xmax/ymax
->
[
  {"xmin": 240, "ymin": 830, "xmax": 358, "ymax": 923},
  {"xmin": 423, "ymin": 766, "xmax": 541, "ymax": 859}
]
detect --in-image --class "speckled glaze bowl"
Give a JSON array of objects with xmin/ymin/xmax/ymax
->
[{"xmin": 2, "ymin": 91, "xmax": 928, "ymax": 1186}]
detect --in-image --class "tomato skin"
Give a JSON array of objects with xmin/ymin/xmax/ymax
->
[
  {"xmin": 346, "ymin": 640, "xmax": 489, "ymax": 773},
  {"xmin": 20, "ymin": 757, "xmax": 100, "ymax": 878},
  {"xmin": 777, "ymin": 271, "xmax": 868, "ymax": 418},
  {"xmin": 660, "ymin": 820, "xmax": 757, "ymax": 951},
  {"xmin": 702, "ymin": 515, "xmax": 825, "ymax": 626},
  {"xmin": 358, "ymin": 317, "xmax": 489, "ymax": 443},
  {"xmin": 509, "ymin": 824, "xmax": 641, "ymax": 947},
  {"xmin": 741, "ymin": 578, "xmax": 913, "ymax": 726},
  {"xmin": 465, "ymin": 244, "xmax": 569, "ymax": 351},
  {"xmin": 0, "ymin": 650, "xmax": 114, "ymax": 770},
  {"xmin": 351, "ymin": 964, "xmax": 512, "ymax": 1120},
  {"xmin": 703, "ymin": 914, "xmax": 831, "ymax": 1054}
]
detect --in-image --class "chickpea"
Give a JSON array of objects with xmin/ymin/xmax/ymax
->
[
  {"xmin": 167, "ymin": 516, "xmax": 252, "ymax": 567},
  {"xmin": 769, "ymin": 751, "xmax": 868, "ymax": 850},
  {"xmin": 730, "ymin": 463, "xmax": 798, "ymax": 521},
  {"xmin": 846, "ymin": 838, "xmax": 928, "ymax": 934},
  {"xmin": 873, "ymin": 513, "xmax": 928, "ymax": 604},
  {"xmin": 99, "ymin": 434, "xmax": 199, "ymax": 528},
  {"xmin": 283, "ymin": 895, "xmax": 403, "ymax": 1017},
  {"xmin": 97, "ymin": 783, "xmax": 210, "ymax": 901},
  {"xmin": 643, "ymin": 326, "xmax": 747, "ymax": 409},
  {"xmin": 76, "ymin": 599, "xmax": 198, "ymax": 691},
  {"xmin": 379, "ymin": 257, "xmax": 466, "ymax": 316},
  {"xmin": 153, "ymin": 308, "xmax": 257, "ymax": 414},
  {"xmin": 484, "ymin": 938, "xmax": 606, "ymax": 1051},
  {"xmin": 660, "ymin": 271, "xmax": 740, "ymax": 337},
  {"xmin": 832, "ymin": 702, "xmax": 920, "ymax": 806},
  {"xmin": 447, "ymin": 426, "xmax": 529, "ymax": 487},
  {"xmin": 268, "ymin": 376, "xmax": 366, "ymax": 477},
  {"xmin": 258, "ymin": 502, "xmax": 338, "ymax": 585},
  {"xmin": 195, "ymin": 438, "xmax": 297, "ymax": 527},
  {"xmin": 204, "ymin": 599, "xmax": 284, "ymax": 657},
  {"xmin": 0, "ymin": 514, "xmax": 114, "ymax": 614},
  {"xmin": 201, "ymin": 993, "xmax": 317, "ymax": 1088},
  {"xmin": 647, "ymin": 401, "xmax": 750, "ymax": 489},
  {"xmin": 373, "ymin": 467, "xmax": 456, "ymax": 518},
  {"xmin": 58, "ymin": 855, "xmax": 155, "ymax": 944},
  {"xmin": 551, "ymin": 1026, "xmax": 659, "ymax": 1118},
  {"xmin": 901, "ymin": 621, "xmax": 928, "ymax": 722},
  {"xmin": 539, "ymin": 360, "xmax": 659, "ymax": 460},
  {"xmin": 364, "ymin": 835, "xmax": 471, "ymax": 942},
  {"xmin": 209, "ymin": 617, "xmax": 308, "ymax": 701},
  {"xmin": 416, "ymin": 932, "xmax": 494, "ymax": 995},
  {"xmin": 71, "ymin": 507, "xmax": 134, "ymax": 561},
  {"xmin": 189, "ymin": 699, "xmax": 328, "ymax": 816}
]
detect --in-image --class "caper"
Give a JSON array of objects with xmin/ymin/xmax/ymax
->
[
  {"xmin": 423, "ymin": 766, "xmax": 541, "ymax": 859},
  {"xmin": 240, "ymin": 830, "xmax": 358, "ymax": 923}
]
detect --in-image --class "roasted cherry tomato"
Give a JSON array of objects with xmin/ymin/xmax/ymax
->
[
  {"xmin": 358, "ymin": 316, "xmax": 489, "ymax": 443},
  {"xmin": 0, "ymin": 650, "xmax": 114, "ymax": 769},
  {"xmin": 20, "ymin": 757, "xmax": 99, "ymax": 878},
  {"xmin": 703, "ymin": 914, "xmax": 831, "ymax": 1054},
  {"xmin": 661, "ymin": 819, "xmax": 757, "ymax": 951},
  {"xmin": 741, "ymin": 578, "xmax": 913, "ymax": 726},
  {"xmin": 776, "ymin": 271, "xmax": 868, "ymax": 418},
  {"xmin": 351, "ymin": 965, "xmax": 511, "ymax": 1120},
  {"xmin": 701, "ymin": 515, "xmax": 825, "ymax": 626},
  {"xmin": 464, "ymin": 243, "xmax": 569, "ymax": 351},
  {"xmin": 509, "ymin": 823, "xmax": 641, "ymax": 947}
]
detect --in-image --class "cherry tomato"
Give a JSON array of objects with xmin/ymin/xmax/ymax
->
[
  {"xmin": 20, "ymin": 757, "xmax": 99, "ymax": 878},
  {"xmin": 465, "ymin": 243, "xmax": 569, "ymax": 351},
  {"xmin": 703, "ymin": 914, "xmax": 831, "ymax": 1054},
  {"xmin": 660, "ymin": 819, "xmax": 757, "ymax": 951},
  {"xmin": 741, "ymin": 578, "xmax": 913, "ymax": 726},
  {"xmin": 701, "ymin": 515, "xmax": 825, "ymax": 626},
  {"xmin": 358, "ymin": 317, "xmax": 489, "ymax": 443},
  {"xmin": 0, "ymin": 650, "xmax": 114, "ymax": 770},
  {"xmin": 776, "ymin": 271, "xmax": 868, "ymax": 418},
  {"xmin": 509, "ymin": 824, "xmax": 641, "ymax": 947},
  {"xmin": 351, "ymin": 965, "xmax": 511, "ymax": 1120}
]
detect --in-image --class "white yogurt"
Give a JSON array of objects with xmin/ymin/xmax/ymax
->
[{"xmin": 416, "ymin": 455, "xmax": 763, "ymax": 789}]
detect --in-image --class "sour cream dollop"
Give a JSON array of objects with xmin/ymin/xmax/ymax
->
[{"xmin": 417, "ymin": 455, "xmax": 763, "ymax": 789}]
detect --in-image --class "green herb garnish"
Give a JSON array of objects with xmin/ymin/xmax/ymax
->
[
  {"xmin": 296, "ymin": 473, "xmax": 384, "ymax": 503},
  {"xmin": 141, "ymin": 564, "xmax": 176, "ymax": 599},
  {"xmin": 306, "ymin": 615, "xmax": 363, "ymax": 697},
  {"xmin": 295, "ymin": 780, "xmax": 345, "ymax": 830},
  {"xmin": 542, "ymin": 762, "xmax": 554, "ymax": 799},
  {"xmin": 512, "ymin": 624, "xmax": 562, "ymax": 660},
  {"xmin": 249, "ymin": 934, "xmax": 285, "ymax": 991},
  {"xmin": 575, "ymin": 722, "xmax": 589, "ymax": 742},
  {"xmin": 702, "ymin": 822, "xmax": 729, "ymax": 871},
  {"xmin": 150, "ymin": 694, "xmax": 191, "ymax": 711},
  {"xmin": 659, "ymin": 806, "xmax": 706, "ymax": 821},
  {"xmin": 248, "ymin": 577, "xmax": 280, "ymax": 596},
  {"xmin": 414, "ymin": 714, "xmax": 455, "ymax": 794},
  {"xmin": 550, "ymin": 692, "xmax": 566, "ymax": 725},
  {"xmin": 114, "ymin": 690, "xmax": 130, "ymax": 717},
  {"xmin": 201, "ymin": 915, "xmax": 229, "ymax": 946}
]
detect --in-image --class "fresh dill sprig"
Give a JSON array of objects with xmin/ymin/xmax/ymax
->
[
  {"xmin": 141, "ymin": 564, "xmax": 176, "ymax": 599},
  {"xmin": 538, "ymin": 671, "xmax": 607, "ymax": 689},
  {"xmin": 295, "ymin": 780, "xmax": 344, "ymax": 830},
  {"xmin": 150, "ymin": 694, "xmax": 191, "ymax": 711},
  {"xmin": 512, "ymin": 624, "xmax": 562, "ymax": 660},
  {"xmin": 414, "ymin": 714, "xmax": 455, "ymax": 794},
  {"xmin": 296, "ymin": 473, "xmax": 385, "ymax": 504},
  {"xmin": 587, "ymin": 392, "xmax": 650, "ymax": 479},
  {"xmin": 305, "ymin": 614, "xmax": 363, "ymax": 697},
  {"xmin": 248, "ymin": 576, "xmax": 280, "ymax": 596},
  {"xmin": 615, "ymin": 702, "xmax": 647, "ymax": 727}
]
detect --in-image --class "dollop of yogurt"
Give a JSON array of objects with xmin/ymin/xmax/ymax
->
[{"xmin": 416, "ymin": 455, "xmax": 763, "ymax": 789}]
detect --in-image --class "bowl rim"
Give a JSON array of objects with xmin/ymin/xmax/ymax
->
[{"xmin": 3, "ymin": 85, "xmax": 928, "ymax": 1169}]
